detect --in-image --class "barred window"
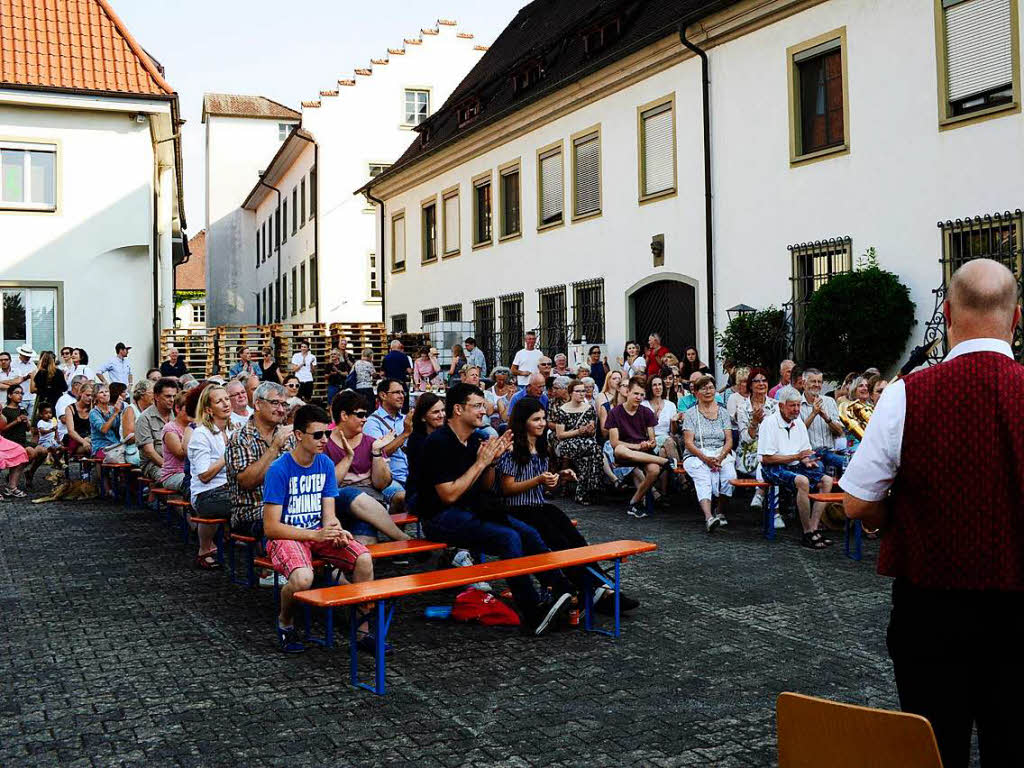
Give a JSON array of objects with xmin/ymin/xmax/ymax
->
[
  {"xmin": 939, "ymin": 209, "xmax": 1022, "ymax": 279},
  {"xmin": 499, "ymin": 293, "xmax": 524, "ymax": 367},
  {"xmin": 443, "ymin": 303, "xmax": 462, "ymax": 322},
  {"xmin": 421, "ymin": 308, "xmax": 440, "ymax": 326},
  {"xmin": 473, "ymin": 299, "xmax": 497, "ymax": 366},
  {"xmin": 392, "ymin": 314, "xmax": 408, "ymax": 334},
  {"xmin": 572, "ymin": 278, "xmax": 606, "ymax": 343},
  {"xmin": 538, "ymin": 285, "xmax": 568, "ymax": 355},
  {"xmin": 789, "ymin": 237, "xmax": 853, "ymax": 304}
]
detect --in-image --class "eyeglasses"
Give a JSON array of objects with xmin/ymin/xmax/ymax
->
[
  {"xmin": 303, "ymin": 429, "xmax": 329, "ymax": 440},
  {"xmin": 751, "ymin": 378, "xmax": 767, "ymax": 383},
  {"xmin": 347, "ymin": 411, "xmax": 369, "ymax": 419},
  {"xmin": 386, "ymin": 390, "xmax": 404, "ymax": 396},
  {"xmin": 260, "ymin": 398, "xmax": 287, "ymax": 409}
]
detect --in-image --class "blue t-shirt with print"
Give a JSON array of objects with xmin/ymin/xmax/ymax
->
[{"xmin": 263, "ymin": 452, "xmax": 338, "ymax": 530}]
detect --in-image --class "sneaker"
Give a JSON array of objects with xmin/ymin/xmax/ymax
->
[
  {"xmin": 258, "ymin": 574, "xmax": 277, "ymax": 588},
  {"xmin": 662, "ymin": 457, "xmax": 678, "ymax": 473},
  {"xmin": 277, "ymin": 625, "xmax": 305, "ymax": 654},
  {"xmin": 595, "ymin": 591, "xmax": 641, "ymax": 615},
  {"xmin": 626, "ymin": 503, "xmax": 644, "ymax": 518},
  {"xmin": 451, "ymin": 549, "xmax": 474, "ymax": 568},
  {"xmin": 706, "ymin": 515, "xmax": 722, "ymax": 533},
  {"xmin": 593, "ymin": 585, "xmax": 611, "ymax": 606},
  {"xmin": 773, "ymin": 512, "xmax": 786, "ymax": 529},
  {"xmin": 533, "ymin": 592, "xmax": 573, "ymax": 636},
  {"xmin": 717, "ymin": 514, "xmax": 729, "ymax": 527},
  {"xmin": 356, "ymin": 632, "xmax": 394, "ymax": 655},
  {"xmin": 750, "ymin": 492, "xmax": 763, "ymax": 509}
]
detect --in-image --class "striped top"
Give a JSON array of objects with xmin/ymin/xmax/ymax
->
[{"xmin": 497, "ymin": 450, "xmax": 548, "ymax": 507}]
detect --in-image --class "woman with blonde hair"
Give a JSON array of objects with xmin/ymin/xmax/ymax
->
[
  {"xmin": 30, "ymin": 350, "xmax": 66, "ymax": 420},
  {"xmin": 186, "ymin": 384, "xmax": 232, "ymax": 569}
]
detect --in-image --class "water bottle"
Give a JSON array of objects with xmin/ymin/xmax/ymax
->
[{"xmin": 424, "ymin": 606, "xmax": 452, "ymax": 620}]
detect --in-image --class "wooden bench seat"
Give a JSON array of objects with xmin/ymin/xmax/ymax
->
[
  {"xmin": 294, "ymin": 539, "xmax": 657, "ymax": 695},
  {"xmin": 729, "ymin": 479, "xmax": 779, "ymax": 540}
]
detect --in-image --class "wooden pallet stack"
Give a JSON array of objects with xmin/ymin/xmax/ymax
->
[
  {"xmin": 159, "ymin": 328, "xmax": 216, "ymax": 378},
  {"xmin": 272, "ymin": 323, "xmax": 330, "ymax": 403},
  {"xmin": 330, "ymin": 322, "xmax": 388, "ymax": 364},
  {"xmin": 392, "ymin": 332, "xmax": 431, "ymax": 355},
  {"xmin": 216, "ymin": 326, "xmax": 272, "ymax": 377}
]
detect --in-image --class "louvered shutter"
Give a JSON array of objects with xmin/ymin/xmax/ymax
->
[
  {"xmin": 444, "ymin": 195, "xmax": 459, "ymax": 253},
  {"xmin": 944, "ymin": 0, "xmax": 1013, "ymax": 101},
  {"xmin": 574, "ymin": 134, "xmax": 600, "ymax": 216},
  {"xmin": 642, "ymin": 103, "xmax": 674, "ymax": 196},
  {"xmin": 539, "ymin": 151, "xmax": 563, "ymax": 224},
  {"xmin": 393, "ymin": 217, "xmax": 406, "ymax": 267}
]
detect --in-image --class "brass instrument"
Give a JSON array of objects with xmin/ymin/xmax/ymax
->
[{"xmin": 838, "ymin": 399, "xmax": 874, "ymax": 441}]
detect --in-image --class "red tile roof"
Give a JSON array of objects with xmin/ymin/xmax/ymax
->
[
  {"xmin": 201, "ymin": 93, "xmax": 301, "ymax": 122},
  {"xmin": 0, "ymin": 0, "xmax": 175, "ymax": 96},
  {"xmin": 175, "ymin": 230, "xmax": 205, "ymax": 291}
]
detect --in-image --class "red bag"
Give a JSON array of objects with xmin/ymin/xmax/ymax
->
[{"xmin": 451, "ymin": 587, "xmax": 520, "ymax": 627}]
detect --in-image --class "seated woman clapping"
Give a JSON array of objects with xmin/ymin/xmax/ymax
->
[
  {"xmin": 681, "ymin": 374, "xmax": 737, "ymax": 533},
  {"xmin": 549, "ymin": 379, "xmax": 602, "ymax": 505}
]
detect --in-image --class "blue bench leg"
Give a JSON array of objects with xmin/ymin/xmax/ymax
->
[
  {"xmin": 583, "ymin": 559, "xmax": 622, "ymax": 638},
  {"xmin": 764, "ymin": 486, "xmax": 777, "ymax": 541},
  {"xmin": 350, "ymin": 600, "xmax": 394, "ymax": 695},
  {"xmin": 845, "ymin": 519, "xmax": 863, "ymax": 561}
]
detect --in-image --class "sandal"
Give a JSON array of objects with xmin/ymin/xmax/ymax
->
[
  {"xmin": 811, "ymin": 531, "xmax": 833, "ymax": 547},
  {"xmin": 195, "ymin": 553, "xmax": 221, "ymax": 570},
  {"xmin": 801, "ymin": 532, "xmax": 829, "ymax": 550}
]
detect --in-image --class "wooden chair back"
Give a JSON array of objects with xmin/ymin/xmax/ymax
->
[{"xmin": 777, "ymin": 692, "xmax": 943, "ymax": 768}]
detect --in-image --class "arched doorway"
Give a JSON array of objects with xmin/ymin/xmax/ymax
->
[{"xmin": 630, "ymin": 278, "xmax": 697, "ymax": 355}]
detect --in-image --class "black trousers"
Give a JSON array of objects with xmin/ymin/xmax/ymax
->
[
  {"xmin": 506, "ymin": 503, "xmax": 591, "ymax": 593},
  {"xmin": 886, "ymin": 580, "xmax": 1024, "ymax": 768}
]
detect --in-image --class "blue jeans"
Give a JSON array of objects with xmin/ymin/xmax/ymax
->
[
  {"xmin": 424, "ymin": 506, "xmax": 567, "ymax": 612},
  {"xmin": 814, "ymin": 448, "xmax": 848, "ymax": 475}
]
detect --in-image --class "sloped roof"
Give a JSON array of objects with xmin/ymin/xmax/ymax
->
[
  {"xmin": 175, "ymin": 230, "xmax": 205, "ymax": 292},
  {"xmin": 202, "ymin": 93, "xmax": 301, "ymax": 123},
  {"xmin": 0, "ymin": 0, "xmax": 174, "ymax": 96},
  {"xmin": 368, "ymin": 0, "xmax": 729, "ymax": 189}
]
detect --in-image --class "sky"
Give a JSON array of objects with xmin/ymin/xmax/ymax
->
[{"xmin": 113, "ymin": 0, "xmax": 522, "ymax": 235}]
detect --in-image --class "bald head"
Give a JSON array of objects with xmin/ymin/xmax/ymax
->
[
  {"xmin": 527, "ymin": 372, "xmax": 546, "ymax": 396},
  {"xmin": 946, "ymin": 258, "xmax": 1021, "ymax": 346}
]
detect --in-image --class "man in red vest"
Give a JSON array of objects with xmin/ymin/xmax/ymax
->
[{"xmin": 843, "ymin": 258, "xmax": 1023, "ymax": 768}]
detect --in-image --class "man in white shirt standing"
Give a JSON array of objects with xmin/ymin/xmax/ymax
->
[
  {"xmin": 289, "ymin": 339, "xmax": 316, "ymax": 401},
  {"xmin": 510, "ymin": 331, "xmax": 543, "ymax": 386},
  {"xmin": 11, "ymin": 344, "xmax": 38, "ymax": 414},
  {"xmin": 97, "ymin": 342, "xmax": 133, "ymax": 387},
  {"xmin": 758, "ymin": 385, "xmax": 834, "ymax": 549}
]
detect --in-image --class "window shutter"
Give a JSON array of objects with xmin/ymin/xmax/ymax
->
[
  {"xmin": 444, "ymin": 195, "xmax": 459, "ymax": 252},
  {"xmin": 540, "ymin": 151, "xmax": 563, "ymax": 223},
  {"xmin": 642, "ymin": 103, "xmax": 674, "ymax": 196},
  {"xmin": 394, "ymin": 217, "xmax": 406, "ymax": 266},
  {"xmin": 574, "ymin": 134, "xmax": 600, "ymax": 216},
  {"xmin": 945, "ymin": 0, "xmax": 1014, "ymax": 101}
]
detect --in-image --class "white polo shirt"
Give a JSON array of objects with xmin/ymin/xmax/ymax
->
[{"xmin": 757, "ymin": 409, "xmax": 811, "ymax": 466}]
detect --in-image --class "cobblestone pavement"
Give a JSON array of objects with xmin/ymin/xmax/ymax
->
[{"xmin": 0, "ymin": 480, "xmax": 936, "ymax": 767}]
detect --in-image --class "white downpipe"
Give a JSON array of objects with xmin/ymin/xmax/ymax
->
[{"xmin": 157, "ymin": 165, "xmax": 174, "ymax": 331}]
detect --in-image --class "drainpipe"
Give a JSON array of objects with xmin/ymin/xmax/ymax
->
[
  {"xmin": 680, "ymin": 20, "xmax": 717, "ymax": 377},
  {"xmin": 292, "ymin": 133, "xmax": 321, "ymax": 322},
  {"xmin": 152, "ymin": 190, "xmax": 160, "ymax": 363},
  {"xmin": 365, "ymin": 189, "xmax": 386, "ymax": 325},
  {"xmin": 258, "ymin": 179, "xmax": 283, "ymax": 323}
]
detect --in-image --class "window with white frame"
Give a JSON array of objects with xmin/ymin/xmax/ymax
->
[
  {"xmin": 404, "ymin": 90, "xmax": 430, "ymax": 125},
  {"xmin": 538, "ymin": 145, "xmax": 564, "ymax": 227},
  {"xmin": 639, "ymin": 99, "xmax": 676, "ymax": 198},
  {"xmin": 572, "ymin": 130, "xmax": 601, "ymax": 218},
  {"xmin": 369, "ymin": 252, "xmax": 381, "ymax": 299},
  {"xmin": 279, "ymin": 123, "xmax": 291, "ymax": 140},
  {"xmin": 1, "ymin": 142, "xmax": 56, "ymax": 211},
  {"xmin": 1, "ymin": 286, "xmax": 58, "ymax": 354},
  {"xmin": 443, "ymin": 190, "xmax": 460, "ymax": 255},
  {"xmin": 391, "ymin": 212, "xmax": 406, "ymax": 271},
  {"xmin": 191, "ymin": 302, "xmax": 206, "ymax": 324}
]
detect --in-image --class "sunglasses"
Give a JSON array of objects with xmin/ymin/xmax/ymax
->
[
  {"xmin": 751, "ymin": 378, "xmax": 767, "ymax": 383},
  {"xmin": 346, "ymin": 411, "xmax": 370, "ymax": 419},
  {"xmin": 303, "ymin": 429, "xmax": 330, "ymax": 440}
]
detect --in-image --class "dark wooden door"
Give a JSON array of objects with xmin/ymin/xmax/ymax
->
[{"xmin": 632, "ymin": 280, "xmax": 696, "ymax": 354}]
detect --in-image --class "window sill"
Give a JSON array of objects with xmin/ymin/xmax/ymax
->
[
  {"xmin": 365, "ymin": 298, "xmax": 382, "ymax": 305},
  {"xmin": 1, "ymin": 203, "xmax": 57, "ymax": 214},
  {"xmin": 790, "ymin": 143, "xmax": 849, "ymax": 167},
  {"xmin": 498, "ymin": 231, "xmax": 522, "ymax": 243},
  {"xmin": 939, "ymin": 101, "xmax": 1020, "ymax": 131},
  {"xmin": 639, "ymin": 188, "xmax": 677, "ymax": 206},
  {"xmin": 392, "ymin": 266, "xmax": 407, "ymax": 274},
  {"xmin": 537, "ymin": 219, "xmax": 564, "ymax": 233},
  {"xmin": 472, "ymin": 240, "xmax": 493, "ymax": 251},
  {"xmin": 421, "ymin": 257, "xmax": 438, "ymax": 267},
  {"xmin": 571, "ymin": 209, "xmax": 602, "ymax": 223},
  {"xmin": 442, "ymin": 249, "xmax": 461, "ymax": 259}
]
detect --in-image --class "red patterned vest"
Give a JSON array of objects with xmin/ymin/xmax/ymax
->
[{"xmin": 882, "ymin": 351, "xmax": 1024, "ymax": 590}]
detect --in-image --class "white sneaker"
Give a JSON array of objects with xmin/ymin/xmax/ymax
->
[
  {"xmin": 705, "ymin": 515, "xmax": 721, "ymax": 532},
  {"xmin": 452, "ymin": 549, "xmax": 491, "ymax": 591},
  {"xmin": 773, "ymin": 513, "xmax": 786, "ymax": 529},
  {"xmin": 472, "ymin": 581, "xmax": 493, "ymax": 592},
  {"xmin": 717, "ymin": 514, "xmax": 728, "ymax": 527},
  {"xmin": 750, "ymin": 492, "xmax": 763, "ymax": 509}
]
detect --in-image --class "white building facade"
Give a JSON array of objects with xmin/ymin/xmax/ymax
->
[
  {"xmin": 1, "ymin": 0, "xmax": 186, "ymax": 366},
  {"xmin": 203, "ymin": 94, "xmax": 300, "ymax": 327},
  {"xmin": 368, "ymin": 0, "xmax": 1024, "ymax": 372},
  {"xmin": 242, "ymin": 19, "xmax": 486, "ymax": 327}
]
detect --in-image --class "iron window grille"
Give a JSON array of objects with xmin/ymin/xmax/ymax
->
[
  {"xmin": 572, "ymin": 278, "xmax": 606, "ymax": 343},
  {"xmin": 537, "ymin": 285, "xmax": 568, "ymax": 355},
  {"xmin": 392, "ymin": 314, "xmax": 408, "ymax": 334},
  {"xmin": 499, "ymin": 292, "xmax": 525, "ymax": 368},
  {"xmin": 421, "ymin": 308, "xmax": 440, "ymax": 326},
  {"xmin": 473, "ymin": 298, "xmax": 497, "ymax": 367},
  {"xmin": 442, "ymin": 303, "xmax": 462, "ymax": 322},
  {"xmin": 786, "ymin": 236, "xmax": 853, "ymax": 362}
]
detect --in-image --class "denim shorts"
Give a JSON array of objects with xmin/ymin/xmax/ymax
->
[
  {"xmin": 335, "ymin": 486, "xmax": 376, "ymax": 537},
  {"xmin": 762, "ymin": 462, "xmax": 825, "ymax": 492}
]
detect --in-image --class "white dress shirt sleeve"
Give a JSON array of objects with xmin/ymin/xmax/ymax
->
[{"xmin": 840, "ymin": 380, "xmax": 906, "ymax": 502}]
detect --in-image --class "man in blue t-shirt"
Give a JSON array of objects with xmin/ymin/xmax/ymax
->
[{"xmin": 263, "ymin": 404, "xmax": 374, "ymax": 653}]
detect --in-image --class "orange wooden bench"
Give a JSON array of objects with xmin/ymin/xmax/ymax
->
[
  {"xmin": 294, "ymin": 539, "xmax": 657, "ymax": 695},
  {"xmin": 728, "ymin": 479, "xmax": 779, "ymax": 540},
  {"xmin": 809, "ymin": 491, "xmax": 862, "ymax": 561}
]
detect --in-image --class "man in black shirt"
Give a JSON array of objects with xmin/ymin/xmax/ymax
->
[
  {"xmin": 159, "ymin": 346, "xmax": 188, "ymax": 379},
  {"xmin": 420, "ymin": 383, "xmax": 573, "ymax": 635}
]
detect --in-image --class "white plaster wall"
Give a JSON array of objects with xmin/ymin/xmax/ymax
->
[
  {"xmin": 205, "ymin": 114, "xmax": 298, "ymax": 326},
  {"xmin": 383, "ymin": 61, "xmax": 708, "ymax": 367},
  {"xmin": 710, "ymin": 0, "xmax": 1024, "ymax": 360},
  {"xmin": 253, "ymin": 141, "xmax": 317, "ymax": 324},
  {"xmin": 299, "ymin": 23, "xmax": 485, "ymax": 326},
  {"xmin": 1, "ymin": 104, "xmax": 158, "ymax": 364}
]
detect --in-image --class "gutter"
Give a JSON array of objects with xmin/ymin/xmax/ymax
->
[
  {"xmin": 292, "ymin": 132, "xmax": 321, "ymax": 322},
  {"xmin": 258, "ymin": 179, "xmax": 283, "ymax": 323},
  {"xmin": 365, "ymin": 189, "xmax": 387, "ymax": 325},
  {"xmin": 679, "ymin": 16, "xmax": 718, "ymax": 377}
]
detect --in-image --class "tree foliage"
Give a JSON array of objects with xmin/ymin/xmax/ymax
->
[{"xmin": 716, "ymin": 307, "xmax": 787, "ymax": 371}]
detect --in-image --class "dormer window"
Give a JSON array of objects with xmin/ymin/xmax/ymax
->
[
  {"xmin": 512, "ymin": 62, "xmax": 544, "ymax": 95},
  {"xmin": 457, "ymin": 98, "xmax": 481, "ymax": 127},
  {"xmin": 583, "ymin": 17, "xmax": 621, "ymax": 55}
]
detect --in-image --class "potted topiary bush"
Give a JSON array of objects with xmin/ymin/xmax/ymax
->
[{"xmin": 717, "ymin": 306, "xmax": 788, "ymax": 371}]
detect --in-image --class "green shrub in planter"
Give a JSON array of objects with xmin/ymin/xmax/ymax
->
[
  {"xmin": 717, "ymin": 306, "xmax": 787, "ymax": 371},
  {"xmin": 804, "ymin": 250, "xmax": 916, "ymax": 377}
]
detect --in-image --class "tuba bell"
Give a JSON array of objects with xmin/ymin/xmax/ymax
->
[{"xmin": 838, "ymin": 399, "xmax": 874, "ymax": 440}]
